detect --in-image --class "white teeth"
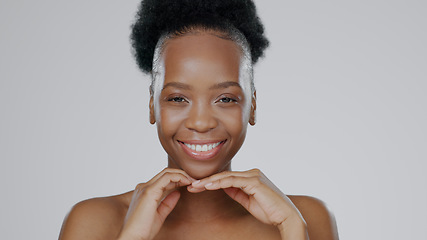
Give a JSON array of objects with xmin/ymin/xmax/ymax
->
[{"xmin": 184, "ymin": 141, "xmax": 222, "ymax": 152}]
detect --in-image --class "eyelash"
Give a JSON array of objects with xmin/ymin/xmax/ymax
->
[
  {"xmin": 217, "ymin": 97, "xmax": 237, "ymax": 103},
  {"xmin": 167, "ymin": 96, "xmax": 187, "ymax": 103},
  {"xmin": 166, "ymin": 96, "xmax": 238, "ymax": 104}
]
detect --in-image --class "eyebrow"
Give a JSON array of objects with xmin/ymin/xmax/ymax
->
[
  {"xmin": 162, "ymin": 82, "xmax": 192, "ymax": 90},
  {"xmin": 209, "ymin": 81, "xmax": 242, "ymax": 90},
  {"xmin": 162, "ymin": 81, "xmax": 242, "ymax": 91}
]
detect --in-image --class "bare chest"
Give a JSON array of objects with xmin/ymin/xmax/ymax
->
[{"xmin": 154, "ymin": 217, "xmax": 281, "ymax": 240}]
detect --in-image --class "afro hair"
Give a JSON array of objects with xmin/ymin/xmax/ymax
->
[{"xmin": 130, "ymin": 0, "xmax": 269, "ymax": 73}]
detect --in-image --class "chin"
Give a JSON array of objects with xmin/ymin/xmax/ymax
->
[{"xmin": 180, "ymin": 162, "xmax": 230, "ymax": 180}]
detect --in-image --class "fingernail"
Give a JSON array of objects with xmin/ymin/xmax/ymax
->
[
  {"xmin": 205, "ymin": 182, "xmax": 213, "ymax": 188},
  {"xmin": 192, "ymin": 180, "xmax": 201, "ymax": 186}
]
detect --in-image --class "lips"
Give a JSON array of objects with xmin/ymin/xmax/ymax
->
[{"xmin": 178, "ymin": 140, "xmax": 226, "ymax": 160}]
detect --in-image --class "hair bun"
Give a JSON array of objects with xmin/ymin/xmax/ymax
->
[{"xmin": 131, "ymin": 0, "xmax": 269, "ymax": 73}]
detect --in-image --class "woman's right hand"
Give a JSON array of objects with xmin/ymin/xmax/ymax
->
[{"xmin": 117, "ymin": 168, "xmax": 195, "ymax": 240}]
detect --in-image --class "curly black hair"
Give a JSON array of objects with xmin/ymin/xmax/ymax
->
[{"xmin": 131, "ymin": 0, "xmax": 269, "ymax": 73}]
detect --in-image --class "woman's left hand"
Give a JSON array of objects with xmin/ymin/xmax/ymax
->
[{"xmin": 187, "ymin": 169, "xmax": 307, "ymax": 233}]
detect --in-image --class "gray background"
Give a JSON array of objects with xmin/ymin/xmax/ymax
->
[{"xmin": 1, "ymin": 0, "xmax": 426, "ymax": 239}]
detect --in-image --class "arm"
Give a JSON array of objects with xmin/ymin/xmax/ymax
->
[
  {"xmin": 277, "ymin": 216, "xmax": 309, "ymax": 240},
  {"xmin": 189, "ymin": 169, "xmax": 310, "ymax": 239},
  {"xmin": 59, "ymin": 197, "xmax": 126, "ymax": 240},
  {"xmin": 59, "ymin": 168, "xmax": 195, "ymax": 240},
  {"xmin": 289, "ymin": 195, "xmax": 339, "ymax": 240},
  {"xmin": 190, "ymin": 169, "xmax": 339, "ymax": 240}
]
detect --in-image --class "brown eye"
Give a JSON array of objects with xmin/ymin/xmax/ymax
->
[
  {"xmin": 219, "ymin": 97, "xmax": 237, "ymax": 103},
  {"xmin": 168, "ymin": 97, "xmax": 186, "ymax": 102}
]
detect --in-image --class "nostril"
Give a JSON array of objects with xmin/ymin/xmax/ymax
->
[
  {"xmin": 184, "ymin": 104, "xmax": 218, "ymax": 132},
  {"xmin": 185, "ymin": 116, "xmax": 218, "ymax": 132}
]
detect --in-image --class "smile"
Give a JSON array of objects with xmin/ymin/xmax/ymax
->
[
  {"xmin": 178, "ymin": 140, "xmax": 226, "ymax": 160},
  {"xmin": 183, "ymin": 142, "xmax": 222, "ymax": 152}
]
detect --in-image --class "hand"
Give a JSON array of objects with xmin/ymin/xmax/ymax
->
[
  {"xmin": 188, "ymin": 169, "xmax": 307, "ymax": 238},
  {"xmin": 118, "ymin": 168, "xmax": 195, "ymax": 240}
]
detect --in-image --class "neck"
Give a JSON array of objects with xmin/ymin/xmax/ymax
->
[
  {"xmin": 168, "ymin": 187, "xmax": 247, "ymax": 223},
  {"xmin": 166, "ymin": 158, "xmax": 247, "ymax": 223}
]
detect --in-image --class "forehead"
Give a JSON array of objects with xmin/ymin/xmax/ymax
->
[{"xmin": 162, "ymin": 33, "xmax": 242, "ymax": 86}]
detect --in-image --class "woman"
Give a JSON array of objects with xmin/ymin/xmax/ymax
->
[{"xmin": 59, "ymin": 0, "xmax": 339, "ymax": 239}]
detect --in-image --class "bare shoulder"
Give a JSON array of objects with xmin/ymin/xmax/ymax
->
[
  {"xmin": 287, "ymin": 195, "xmax": 339, "ymax": 240},
  {"xmin": 59, "ymin": 191, "xmax": 133, "ymax": 240}
]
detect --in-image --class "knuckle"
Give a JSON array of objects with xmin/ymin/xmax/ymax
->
[
  {"xmin": 166, "ymin": 167, "xmax": 183, "ymax": 172},
  {"xmin": 174, "ymin": 181, "xmax": 181, "ymax": 188},
  {"xmin": 219, "ymin": 176, "xmax": 234, "ymax": 186},
  {"xmin": 249, "ymin": 176, "xmax": 262, "ymax": 185},
  {"xmin": 134, "ymin": 183, "xmax": 146, "ymax": 190},
  {"xmin": 162, "ymin": 167, "xmax": 180, "ymax": 174},
  {"xmin": 162, "ymin": 168, "xmax": 187, "ymax": 177},
  {"xmin": 162, "ymin": 172, "xmax": 173, "ymax": 178},
  {"xmin": 250, "ymin": 168, "xmax": 264, "ymax": 178},
  {"xmin": 214, "ymin": 178, "xmax": 224, "ymax": 187},
  {"xmin": 143, "ymin": 185, "xmax": 157, "ymax": 196},
  {"xmin": 228, "ymin": 175, "xmax": 236, "ymax": 181},
  {"xmin": 162, "ymin": 172, "xmax": 185, "ymax": 183}
]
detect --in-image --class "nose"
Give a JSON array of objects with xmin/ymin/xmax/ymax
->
[{"xmin": 184, "ymin": 101, "xmax": 218, "ymax": 132}]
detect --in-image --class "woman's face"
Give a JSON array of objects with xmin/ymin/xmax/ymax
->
[{"xmin": 150, "ymin": 33, "xmax": 255, "ymax": 179}]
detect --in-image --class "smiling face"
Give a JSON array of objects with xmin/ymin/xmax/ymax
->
[{"xmin": 150, "ymin": 32, "xmax": 256, "ymax": 179}]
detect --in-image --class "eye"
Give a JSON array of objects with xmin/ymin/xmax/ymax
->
[
  {"xmin": 218, "ymin": 97, "xmax": 237, "ymax": 103},
  {"xmin": 168, "ymin": 96, "xmax": 187, "ymax": 102}
]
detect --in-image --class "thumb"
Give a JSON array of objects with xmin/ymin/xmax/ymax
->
[
  {"xmin": 157, "ymin": 190, "xmax": 181, "ymax": 221},
  {"xmin": 223, "ymin": 187, "xmax": 250, "ymax": 209}
]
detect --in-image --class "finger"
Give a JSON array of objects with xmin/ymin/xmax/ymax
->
[
  {"xmin": 203, "ymin": 175, "xmax": 259, "ymax": 196},
  {"xmin": 223, "ymin": 187, "xmax": 250, "ymax": 209},
  {"xmin": 155, "ymin": 172, "xmax": 193, "ymax": 191},
  {"xmin": 186, "ymin": 184, "xmax": 207, "ymax": 193},
  {"xmin": 148, "ymin": 168, "xmax": 196, "ymax": 185},
  {"xmin": 206, "ymin": 176, "xmax": 290, "ymax": 217},
  {"xmin": 191, "ymin": 169, "xmax": 259, "ymax": 188},
  {"xmin": 157, "ymin": 190, "xmax": 181, "ymax": 221},
  {"xmin": 145, "ymin": 172, "xmax": 193, "ymax": 202}
]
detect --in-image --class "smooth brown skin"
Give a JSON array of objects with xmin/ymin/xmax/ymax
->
[{"xmin": 59, "ymin": 33, "xmax": 339, "ymax": 240}]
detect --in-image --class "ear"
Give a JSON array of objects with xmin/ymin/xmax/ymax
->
[
  {"xmin": 249, "ymin": 91, "xmax": 257, "ymax": 126},
  {"xmin": 149, "ymin": 95, "xmax": 156, "ymax": 124}
]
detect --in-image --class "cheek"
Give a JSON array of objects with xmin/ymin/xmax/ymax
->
[
  {"xmin": 156, "ymin": 107, "xmax": 186, "ymax": 156},
  {"xmin": 158, "ymin": 107, "xmax": 185, "ymax": 135},
  {"xmin": 219, "ymin": 107, "xmax": 246, "ymax": 137}
]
